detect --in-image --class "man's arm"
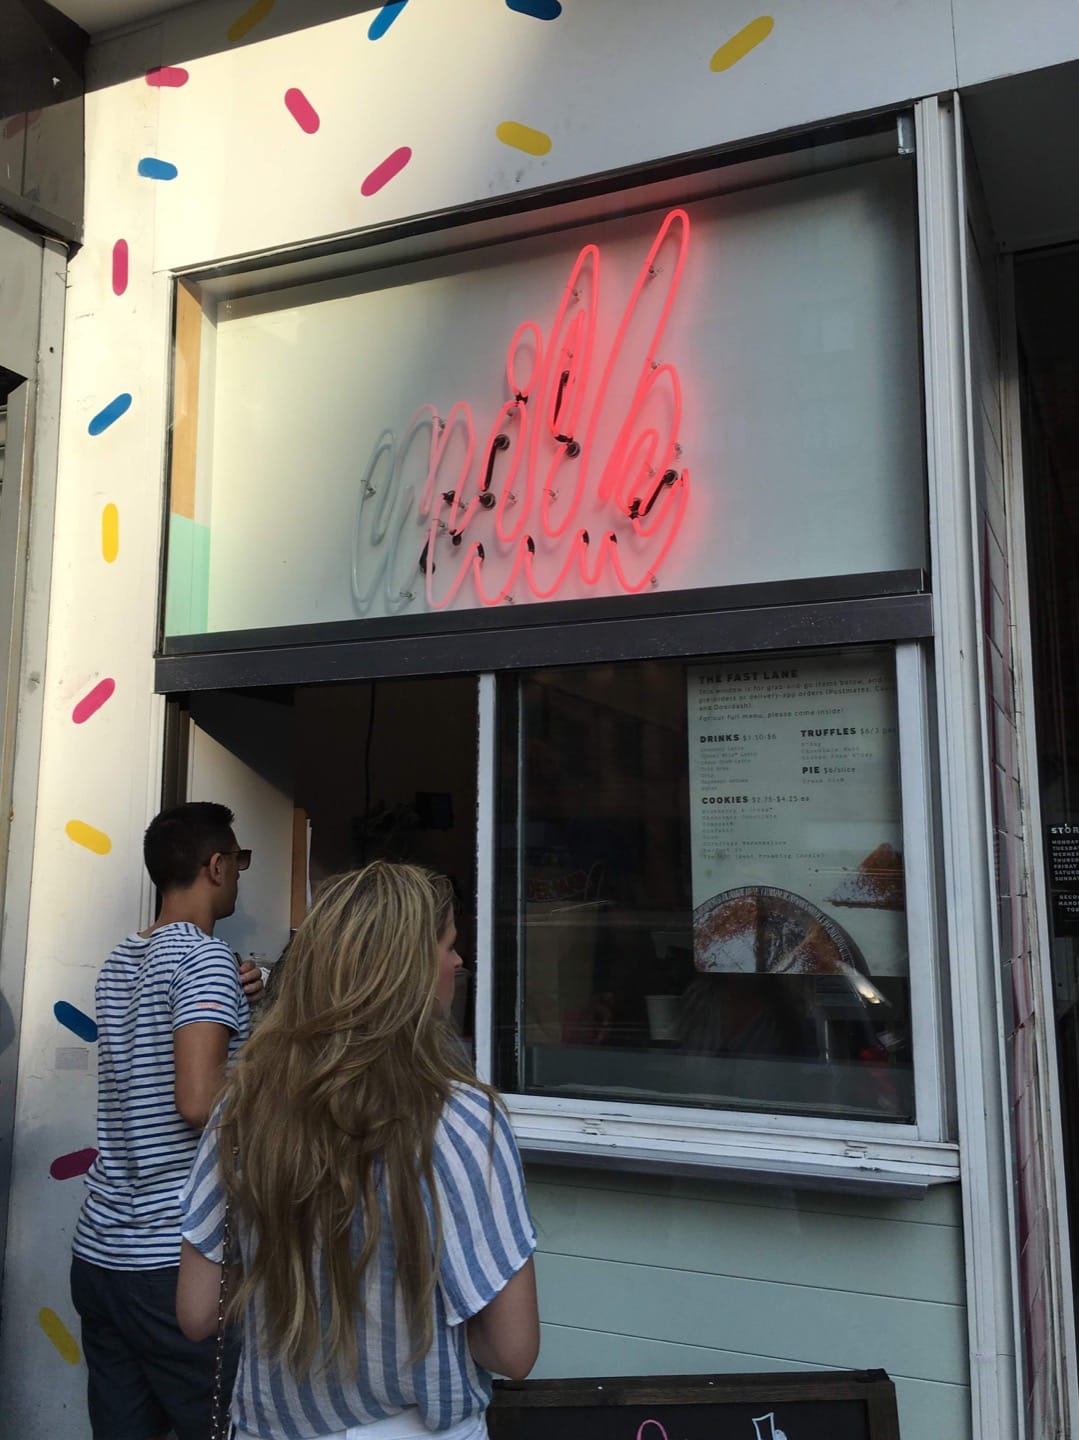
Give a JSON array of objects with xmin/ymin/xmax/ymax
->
[{"xmin": 174, "ymin": 1022, "xmax": 232, "ymax": 1128}]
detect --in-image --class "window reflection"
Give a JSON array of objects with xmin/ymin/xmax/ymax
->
[{"xmin": 498, "ymin": 652, "xmax": 914, "ymax": 1122}]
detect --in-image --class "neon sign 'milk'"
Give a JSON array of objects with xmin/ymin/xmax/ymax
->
[{"xmin": 352, "ymin": 208, "xmax": 691, "ymax": 612}]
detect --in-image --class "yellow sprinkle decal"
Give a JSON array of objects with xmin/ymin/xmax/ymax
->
[
  {"xmin": 65, "ymin": 820, "xmax": 112, "ymax": 856},
  {"xmin": 710, "ymin": 15, "xmax": 774, "ymax": 71},
  {"xmin": 102, "ymin": 504, "xmax": 119, "ymax": 564},
  {"xmin": 496, "ymin": 121, "xmax": 552, "ymax": 157},
  {"xmin": 228, "ymin": 0, "xmax": 274, "ymax": 43},
  {"xmin": 38, "ymin": 1308, "xmax": 80, "ymax": 1365}
]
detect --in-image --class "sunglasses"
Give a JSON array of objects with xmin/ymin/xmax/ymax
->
[{"xmin": 203, "ymin": 847, "xmax": 252, "ymax": 871}]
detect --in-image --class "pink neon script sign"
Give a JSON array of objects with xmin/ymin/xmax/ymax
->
[{"xmin": 352, "ymin": 209, "xmax": 691, "ymax": 612}]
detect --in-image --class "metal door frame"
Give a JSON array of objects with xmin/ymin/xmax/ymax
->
[{"xmin": 0, "ymin": 214, "xmax": 65, "ymax": 1307}]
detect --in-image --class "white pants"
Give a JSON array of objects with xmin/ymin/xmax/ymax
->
[{"xmin": 234, "ymin": 1406, "xmax": 487, "ymax": 1440}]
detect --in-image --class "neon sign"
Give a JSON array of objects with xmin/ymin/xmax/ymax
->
[{"xmin": 352, "ymin": 208, "xmax": 691, "ymax": 613}]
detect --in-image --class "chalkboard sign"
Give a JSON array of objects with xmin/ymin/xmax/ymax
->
[{"xmin": 490, "ymin": 1371, "xmax": 900, "ymax": 1440}]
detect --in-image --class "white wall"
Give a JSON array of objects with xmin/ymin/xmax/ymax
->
[{"xmin": 10, "ymin": 1, "xmax": 1079, "ymax": 1433}]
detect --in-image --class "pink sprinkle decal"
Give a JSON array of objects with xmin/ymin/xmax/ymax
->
[
  {"xmin": 284, "ymin": 88, "xmax": 320, "ymax": 134},
  {"xmin": 146, "ymin": 66, "xmax": 189, "ymax": 87},
  {"xmin": 111, "ymin": 240, "xmax": 128, "ymax": 296},
  {"xmin": 72, "ymin": 678, "xmax": 116, "ymax": 725},
  {"xmin": 361, "ymin": 146, "xmax": 412, "ymax": 197},
  {"xmin": 50, "ymin": 1149, "xmax": 98, "ymax": 1181}
]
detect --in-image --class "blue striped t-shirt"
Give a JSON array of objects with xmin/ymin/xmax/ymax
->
[
  {"xmin": 180, "ymin": 1083, "xmax": 536, "ymax": 1439},
  {"xmin": 73, "ymin": 922, "xmax": 249, "ymax": 1270}
]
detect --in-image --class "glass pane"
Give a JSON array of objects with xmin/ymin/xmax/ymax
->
[
  {"xmin": 164, "ymin": 154, "xmax": 924, "ymax": 637},
  {"xmin": 496, "ymin": 649, "xmax": 913, "ymax": 1122}
]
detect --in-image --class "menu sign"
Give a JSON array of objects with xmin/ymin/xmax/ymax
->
[{"xmin": 686, "ymin": 652, "xmax": 907, "ymax": 978}]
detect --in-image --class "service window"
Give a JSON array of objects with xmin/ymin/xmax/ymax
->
[
  {"xmin": 495, "ymin": 648, "xmax": 912, "ymax": 1124},
  {"xmin": 160, "ymin": 116, "xmax": 953, "ymax": 1187}
]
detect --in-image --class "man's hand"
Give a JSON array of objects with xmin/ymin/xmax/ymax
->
[{"xmin": 238, "ymin": 958, "xmax": 265, "ymax": 1004}]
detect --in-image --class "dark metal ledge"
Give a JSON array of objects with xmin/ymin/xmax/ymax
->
[{"xmin": 156, "ymin": 578, "xmax": 932, "ymax": 693}]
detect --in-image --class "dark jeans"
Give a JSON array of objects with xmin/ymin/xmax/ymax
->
[{"xmin": 70, "ymin": 1254, "xmax": 239, "ymax": 1440}]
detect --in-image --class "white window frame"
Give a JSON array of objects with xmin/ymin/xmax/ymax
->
[{"xmin": 473, "ymin": 643, "xmax": 958, "ymax": 1192}]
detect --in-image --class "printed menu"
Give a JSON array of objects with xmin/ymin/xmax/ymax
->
[{"xmin": 686, "ymin": 652, "xmax": 907, "ymax": 978}]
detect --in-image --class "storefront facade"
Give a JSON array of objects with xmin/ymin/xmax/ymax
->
[{"xmin": 5, "ymin": 3, "xmax": 1079, "ymax": 1437}]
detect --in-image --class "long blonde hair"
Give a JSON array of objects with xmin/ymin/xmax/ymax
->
[{"xmin": 217, "ymin": 861, "xmax": 490, "ymax": 1377}]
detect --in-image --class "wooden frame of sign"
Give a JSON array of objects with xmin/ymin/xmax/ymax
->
[{"xmin": 489, "ymin": 1371, "xmax": 901, "ymax": 1440}]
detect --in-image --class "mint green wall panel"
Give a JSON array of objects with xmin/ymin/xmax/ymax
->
[
  {"xmin": 535, "ymin": 1321, "xmax": 971, "ymax": 1440},
  {"xmin": 526, "ymin": 1169, "xmax": 970, "ymax": 1440},
  {"xmin": 528, "ymin": 1179, "xmax": 964, "ymax": 1304},
  {"xmin": 165, "ymin": 514, "xmax": 210, "ymax": 635}
]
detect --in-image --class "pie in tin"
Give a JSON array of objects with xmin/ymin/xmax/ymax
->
[{"xmin": 692, "ymin": 885, "xmax": 866, "ymax": 976}]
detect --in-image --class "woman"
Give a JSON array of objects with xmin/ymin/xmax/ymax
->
[{"xmin": 177, "ymin": 862, "xmax": 538, "ymax": 1440}]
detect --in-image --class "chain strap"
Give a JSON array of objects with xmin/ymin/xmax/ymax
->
[{"xmin": 209, "ymin": 1196, "xmax": 234, "ymax": 1440}]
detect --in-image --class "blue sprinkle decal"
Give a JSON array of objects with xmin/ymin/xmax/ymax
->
[
  {"xmin": 506, "ymin": 0, "xmax": 562, "ymax": 17},
  {"xmin": 137, "ymin": 157, "xmax": 178, "ymax": 180},
  {"xmin": 369, "ymin": 1, "xmax": 409, "ymax": 39},
  {"xmin": 54, "ymin": 1002, "xmax": 98, "ymax": 1043},
  {"xmin": 88, "ymin": 393, "xmax": 132, "ymax": 436}
]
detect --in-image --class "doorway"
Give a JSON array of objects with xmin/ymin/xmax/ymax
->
[
  {"xmin": 183, "ymin": 674, "xmax": 480, "ymax": 1035},
  {"xmin": 0, "ymin": 214, "xmax": 50, "ymax": 1300},
  {"xmin": 1015, "ymin": 244, "xmax": 1079, "ymax": 1327}
]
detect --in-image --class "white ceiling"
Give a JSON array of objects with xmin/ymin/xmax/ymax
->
[{"xmin": 50, "ymin": 0, "xmax": 191, "ymax": 35}]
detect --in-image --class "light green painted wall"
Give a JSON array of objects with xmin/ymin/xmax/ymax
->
[
  {"xmin": 526, "ymin": 1167, "xmax": 970, "ymax": 1440},
  {"xmin": 165, "ymin": 513, "xmax": 210, "ymax": 636}
]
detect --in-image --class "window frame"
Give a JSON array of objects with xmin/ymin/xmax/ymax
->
[
  {"xmin": 149, "ymin": 107, "xmax": 955, "ymax": 1192},
  {"xmin": 474, "ymin": 636, "xmax": 957, "ymax": 1194}
]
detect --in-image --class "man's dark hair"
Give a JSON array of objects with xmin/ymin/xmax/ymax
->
[{"xmin": 144, "ymin": 801, "xmax": 235, "ymax": 891}]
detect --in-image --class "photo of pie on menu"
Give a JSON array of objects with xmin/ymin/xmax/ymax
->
[
  {"xmin": 692, "ymin": 885, "xmax": 867, "ymax": 977},
  {"xmin": 686, "ymin": 651, "xmax": 908, "ymax": 980}
]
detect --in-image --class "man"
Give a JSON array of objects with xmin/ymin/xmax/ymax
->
[{"xmin": 70, "ymin": 801, "xmax": 263, "ymax": 1440}]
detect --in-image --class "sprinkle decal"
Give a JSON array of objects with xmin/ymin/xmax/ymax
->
[
  {"xmin": 505, "ymin": 0, "xmax": 562, "ymax": 18},
  {"xmin": 88, "ymin": 394, "xmax": 132, "ymax": 437},
  {"xmin": 284, "ymin": 88, "xmax": 320, "ymax": 134},
  {"xmin": 496, "ymin": 121, "xmax": 552, "ymax": 156},
  {"xmin": 228, "ymin": 0, "xmax": 274, "ymax": 42},
  {"xmin": 710, "ymin": 15, "xmax": 774, "ymax": 71},
  {"xmin": 53, "ymin": 1002, "xmax": 97, "ymax": 1043},
  {"xmin": 102, "ymin": 504, "xmax": 120, "ymax": 563},
  {"xmin": 361, "ymin": 146, "xmax": 412, "ymax": 197},
  {"xmin": 72, "ymin": 678, "xmax": 116, "ymax": 725},
  {"xmin": 50, "ymin": 1149, "xmax": 98, "ymax": 1181},
  {"xmin": 65, "ymin": 820, "xmax": 113, "ymax": 856},
  {"xmin": 369, "ymin": 1, "xmax": 410, "ymax": 39},
  {"xmin": 145, "ymin": 66, "xmax": 189, "ymax": 87},
  {"xmin": 137, "ymin": 157, "xmax": 178, "ymax": 181},
  {"xmin": 38, "ymin": 1309, "xmax": 80, "ymax": 1365},
  {"xmin": 111, "ymin": 240, "xmax": 129, "ymax": 296}
]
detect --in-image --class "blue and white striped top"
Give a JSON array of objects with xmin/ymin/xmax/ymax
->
[
  {"xmin": 73, "ymin": 922, "xmax": 249, "ymax": 1270},
  {"xmin": 180, "ymin": 1084, "xmax": 536, "ymax": 1439}
]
